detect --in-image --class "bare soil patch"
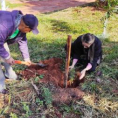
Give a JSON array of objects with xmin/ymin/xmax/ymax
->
[{"xmin": 20, "ymin": 58, "xmax": 84, "ymax": 104}]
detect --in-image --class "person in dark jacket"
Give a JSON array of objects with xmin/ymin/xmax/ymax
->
[
  {"xmin": 0, "ymin": 10, "xmax": 39, "ymax": 94},
  {"xmin": 66, "ymin": 33, "xmax": 102, "ymax": 80}
]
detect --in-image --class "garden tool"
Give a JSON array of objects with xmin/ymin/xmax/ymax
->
[{"xmin": 14, "ymin": 60, "xmax": 47, "ymax": 67}]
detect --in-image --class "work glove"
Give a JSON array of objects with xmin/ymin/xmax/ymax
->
[
  {"xmin": 5, "ymin": 57, "xmax": 15, "ymax": 65},
  {"xmin": 24, "ymin": 58, "xmax": 31, "ymax": 66}
]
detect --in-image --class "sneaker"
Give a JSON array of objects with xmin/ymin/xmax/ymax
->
[{"xmin": 5, "ymin": 72, "xmax": 17, "ymax": 80}]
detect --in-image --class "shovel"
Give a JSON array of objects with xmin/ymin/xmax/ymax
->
[{"xmin": 14, "ymin": 60, "xmax": 47, "ymax": 67}]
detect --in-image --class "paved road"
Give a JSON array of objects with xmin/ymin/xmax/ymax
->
[{"xmin": 8, "ymin": 0, "xmax": 96, "ymax": 14}]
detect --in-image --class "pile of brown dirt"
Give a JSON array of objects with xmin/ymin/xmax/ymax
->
[
  {"xmin": 20, "ymin": 58, "xmax": 82, "ymax": 87},
  {"xmin": 20, "ymin": 58, "xmax": 84, "ymax": 104}
]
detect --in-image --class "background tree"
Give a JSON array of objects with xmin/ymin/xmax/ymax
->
[
  {"xmin": 96, "ymin": 0, "xmax": 118, "ymax": 38},
  {"xmin": 1, "ymin": 0, "xmax": 6, "ymax": 10}
]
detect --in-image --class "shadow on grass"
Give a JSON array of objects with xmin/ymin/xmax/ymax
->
[{"xmin": 50, "ymin": 20, "xmax": 73, "ymax": 33}]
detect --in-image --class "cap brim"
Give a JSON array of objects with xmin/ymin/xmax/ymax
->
[{"xmin": 32, "ymin": 28, "xmax": 39, "ymax": 35}]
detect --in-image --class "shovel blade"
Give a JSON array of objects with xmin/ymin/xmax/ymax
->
[{"xmin": 37, "ymin": 63, "xmax": 47, "ymax": 67}]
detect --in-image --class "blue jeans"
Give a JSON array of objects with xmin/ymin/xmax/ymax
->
[{"xmin": 0, "ymin": 43, "xmax": 17, "ymax": 92}]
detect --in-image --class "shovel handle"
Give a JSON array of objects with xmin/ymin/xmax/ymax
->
[
  {"xmin": 14, "ymin": 60, "xmax": 29, "ymax": 65},
  {"xmin": 15, "ymin": 60, "xmax": 37, "ymax": 66},
  {"xmin": 15, "ymin": 60, "xmax": 47, "ymax": 67}
]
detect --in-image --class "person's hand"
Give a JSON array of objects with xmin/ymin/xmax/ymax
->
[
  {"xmin": 79, "ymin": 69, "xmax": 86, "ymax": 80},
  {"xmin": 25, "ymin": 61, "xmax": 31, "ymax": 66},
  {"xmin": 5, "ymin": 57, "xmax": 15, "ymax": 65},
  {"xmin": 69, "ymin": 65, "xmax": 74, "ymax": 70},
  {"xmin": 24, "ymin": 59, "xmax": 31, "ymax": 66}
]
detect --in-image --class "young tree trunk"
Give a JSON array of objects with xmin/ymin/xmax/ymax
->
[
  {"xmin": 102, "ymin": 18, "xmax": 108, "ymax": 38},
  {"xmin": 64, "ymin": 35, "xmax": 72, "ymax": 88},
  {"xmin": 97, "ymin": 0, "xmax": 107, "ymax": 8},
  {"xmin": 1, "ymin": 0, "xmax": 6, "ymax": 10}
]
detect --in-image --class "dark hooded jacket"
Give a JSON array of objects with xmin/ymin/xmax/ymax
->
[{"xmin": 71, "ymin": 35, "xmax": 102, "ymax": 67}]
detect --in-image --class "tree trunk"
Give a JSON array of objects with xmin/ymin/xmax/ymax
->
[
  {"xmin": 64, "ymin": 35, "xmax": 72, "ymax": 88},
  {"xmin": 1, "ymin": 0, "xmax": 6, "ymax": 10}
]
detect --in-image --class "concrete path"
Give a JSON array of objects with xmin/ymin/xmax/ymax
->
[{"xmin": 7, "ymin": 0, "xmax": 96, "ymax": 14}]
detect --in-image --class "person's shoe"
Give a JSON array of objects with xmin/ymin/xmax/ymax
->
[
  {"xmin": 4, "ymin": 71, "xmax": 18, "ymax": 80},
  {"xmin": 5, "ymin": 74, "xmax": 22, "ymax": 81},
  {"xmin": 2, "ymin": 62, "xmax": 18, "ymax": 80},
  {"xmin": 5, "ymin": 73, "xmax": 17, "ymax": 80}
]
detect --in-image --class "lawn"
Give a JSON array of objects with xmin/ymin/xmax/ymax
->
[{"xmin": 0, "ymin": 3, "xmax": 118, "ymax": 118}]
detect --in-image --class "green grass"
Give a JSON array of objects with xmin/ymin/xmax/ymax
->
[{"xmin": 2, "ymin": 3, "xmax": 118, "ymax": 118}]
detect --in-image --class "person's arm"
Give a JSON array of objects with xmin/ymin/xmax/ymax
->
[
  {"xmin": 69, "ymin": 59, "xmax": 78, "ymax": 70},
  {"xmin": 0, "ymin": 23, "xmax": 11, "ymax": 59},
  {"xmin": 0, "ymin": 40, "xmax": 9, "ymax": 59},
  {"xmin": 84, "ymin": 63, "xmax": 92, "ymax": 71},
  {"xmin": 17, "ymin": 35, "xmax": 31, "ymax": 65},
  {"xmin": 79, "ymin": 63, "xmax": 92, "ymax": 80},
  {"xmin": 0, "ymin": 24, "xmax": 16, "ymax": 65},
  {"xmin": 0, "ymin": 38, "xmax": 16, "ymax": 65}
]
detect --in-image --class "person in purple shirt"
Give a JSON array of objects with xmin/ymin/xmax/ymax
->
[{"xmin": 0, "ymin": 10, "xmax": 39, "ymax": 94}]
